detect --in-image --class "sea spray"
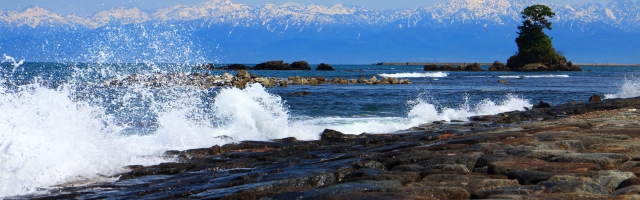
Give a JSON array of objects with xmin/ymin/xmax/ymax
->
[
  {"xmin": 80, "ymin": 25, "xmax": 207, "ymax": 67},
  {"xmin": 0, "ymin": 84, "xmax": 160, "ymax": 196},
  {"xmin": 306, "ymin": 94, "xmax": 532, "ymax": 135},
  {"xmin": 408, "ymin": 94, "xmax": 532, "ymax": 127},
  {"xmin": 2, "ymin": 54, "xmax": 24, "ymax": 74},
  {"xmin": 605, "ymin": 75, "xmax": 640, "ymax": 99},
  {"xmin": 0, "ymin": 81, "xmax": 324, "ymax": 196}
]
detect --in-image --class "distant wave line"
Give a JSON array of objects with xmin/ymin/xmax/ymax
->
[
  {"xmin": 496, "ymin": 75, "xmax": 570, "ymax": 78},
  {"xmin": 379, "ymin": 72, "xmax": 448, "ymax": 78}
]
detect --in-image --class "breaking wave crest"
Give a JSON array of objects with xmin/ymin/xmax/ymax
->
[
  {"xmin": 605, "ymin": 75, "xmax": 640, "ymax": 99},
  {"xmin": 407, "ymin": 94, "xmax": 532, "ymax": 125}
]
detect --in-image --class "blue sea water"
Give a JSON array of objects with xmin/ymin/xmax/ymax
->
[{"xmin": 1, "ymin": 60, "xmax": 640, "ymax": 196}]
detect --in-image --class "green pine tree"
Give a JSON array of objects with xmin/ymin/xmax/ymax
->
[{"xmin": 507, "ymin": 5, "xmax": 579, "ymax": 71}]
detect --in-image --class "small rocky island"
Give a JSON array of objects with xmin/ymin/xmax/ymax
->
[
  {"xmin": 505, "ymin": 5, "xmax": 582, "ymax": 72},
  {"xmin": 423, "ymin": 5, "xmax": 582, "ymax": 72}
]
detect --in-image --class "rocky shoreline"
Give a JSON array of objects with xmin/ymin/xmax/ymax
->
[{"xmin": 16, "ymin": 96, "xmax": 640, "ymax": 199}]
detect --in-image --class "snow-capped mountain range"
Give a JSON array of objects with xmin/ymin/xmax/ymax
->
[
  {"xmin": 0, "ymin": 0, "xmax": 638, "ymax": 64},
  {"xmin": 2, "ymin": 0, "xmax": 638, "ymax": 30}
]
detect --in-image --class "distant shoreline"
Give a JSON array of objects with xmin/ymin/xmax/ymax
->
[{"xmin": 373, "ymin": 62, "xmax": 640, "ymax": 67}]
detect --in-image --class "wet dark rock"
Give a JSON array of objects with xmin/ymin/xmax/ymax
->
[
  {"xmin": 424, "ymin": 64, "xmax": 438, "ymax": 71},
  {"xmin": 316, "ymin": 63, "xmax": 335, "ymax": 71},
  {"xmin": 616, "ymin": 177, "xmax": 640, "ymax": 190},
  {"xmin": 118, "ymin": 162, "xmax": 198, "ymax": 180},
  {"xmin": 590, "ymin": 94, "xmax": 603, "ymax": 102},
  {"xmin": 391, "ymin": 164, "xmax": 426, "ymax": 172},
  {"xmin": 439, "ymin": 64, "xmax": 456, "ymax": 71},
  {"xmin": 291, "ymin": 61, "xmax": 312, "ymax": 70},
  {"xmin": 272, "ymin": 137, "xmax": 298, "ymax": 143},
  {"xmin": 535, "ymin": 101, "xmax": 552, "ymax": 108}
]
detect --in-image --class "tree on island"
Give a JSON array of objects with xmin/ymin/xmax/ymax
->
[{"xmin": 506, "ymin": 4, "xmax": 581, "ymax": 71}]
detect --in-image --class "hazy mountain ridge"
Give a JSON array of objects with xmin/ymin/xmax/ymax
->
[{"xmin": 0, "ymin": 0, "xmax": 638, "ymax": 31}]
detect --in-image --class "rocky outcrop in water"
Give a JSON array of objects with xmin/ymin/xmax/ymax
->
[
  {"xmin": 424, "ymin": 63, "xmax": 484, "ymax": 71},
  {"xmin": 19, "ymin": 97, "xmax": 640, "ymax": 199},
  {"xmin": 424, "ymin": 64, "xmax": 438, "ymax": 71},
  {"xmin": 291, "ymin": 61, "xmax": 312, "ymax": 70},
  {"xmin": 316, "ymin": 63, "xmax": 335, "ymax": 71},
  {"xmin": 489, "ymin": 61, "xmax": 509, "ymax": 71},
  {"xmin": 252, "ymin": 60, "xmax": 312, "ymax": 70}
]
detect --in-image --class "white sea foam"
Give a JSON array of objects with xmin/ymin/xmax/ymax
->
[
  {"xmin": 379, "ymin": 72, "xmax": 448, "ymax": 78},
  {"xmin": 497, "ymin": 75, "xmax": 569, "ymax": 79},
  {"xmin": 524, "ymin": 75, "xmax": 569, "ymax": 78},
  {"xmin": 297, "ymin": 95, "xmax": 532, "ymax": 135},
  {"xmin": 0, "ymin": 84, "xmax": 156, "ymax": 196},
  {"xmin": 407, "ymin": 94, "xmax": 532, "ymax": 126},
  {"xmin": 497, "ymin": 75, "xmax": 522, "ymax": 78},
  {"xmin": 605, "ymin": 76, "xmax": 640, "ymax": 99}
]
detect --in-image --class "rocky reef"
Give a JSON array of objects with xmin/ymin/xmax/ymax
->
[
  {"xmin": 103, "ymin": 70, "xmax": 411, "ymax": 89},
  {"xmin": 17, "ymin": 97, "xmax": 640, "ymax": 199},
  {"xmin": 424, "ymin": 63, "xmax": 484, "ymax": 72}
]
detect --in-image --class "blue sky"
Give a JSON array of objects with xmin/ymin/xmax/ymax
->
[{"xmin": 2, "ymin": 0, "xmax": 615, "ymax": 16}]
